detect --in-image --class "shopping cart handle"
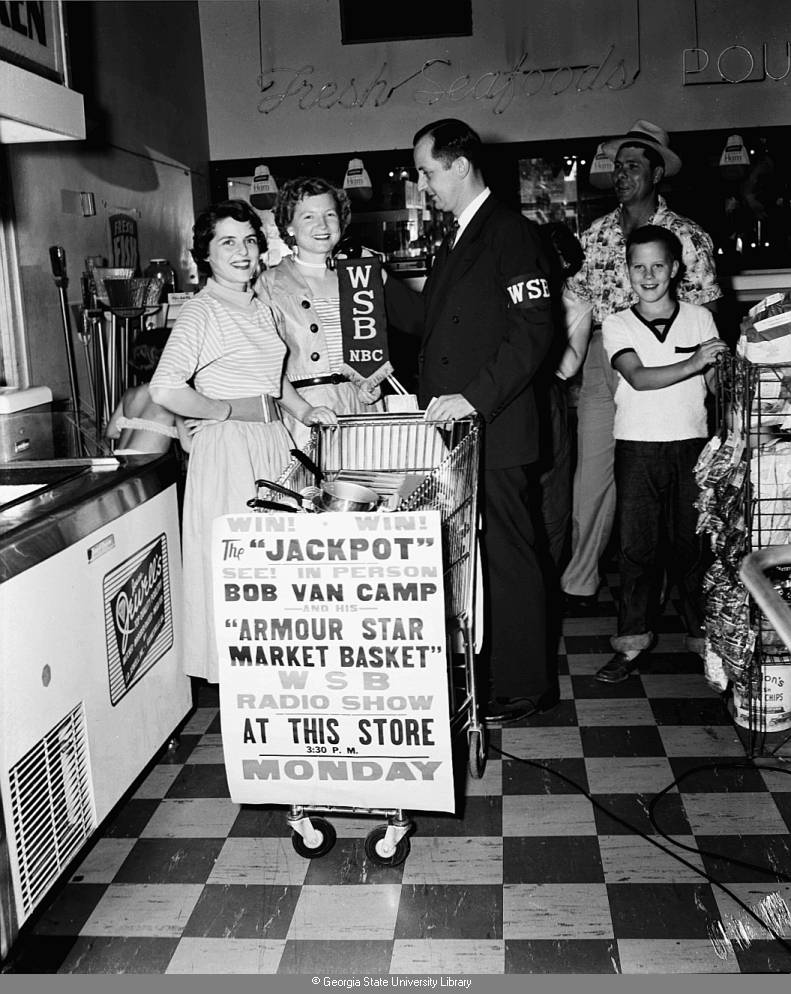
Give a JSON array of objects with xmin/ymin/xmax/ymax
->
[{"xmin": 740, "ymin": 546, "xmax": 791, "ymax": 652}]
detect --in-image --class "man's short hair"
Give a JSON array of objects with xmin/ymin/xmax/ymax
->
[
  {"xmin": 626, "ymin": 224, "xmax": 683, "ymax": 266},
  {"xmin": 413, "ymin": 118, "xmax": 483, "ymax": 171},
  {"xmin": 617, "ymin": 141, "xmax": 665, "ymax": 177}
]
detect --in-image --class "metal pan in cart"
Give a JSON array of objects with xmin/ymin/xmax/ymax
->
[{"xmin": 231, "ymin": 412, "xmax": 483, "ymax": 867}]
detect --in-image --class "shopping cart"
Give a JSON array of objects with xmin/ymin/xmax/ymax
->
[{"xmin": 248, "ymin": 412, "xmax": 484, "ymax": 865}]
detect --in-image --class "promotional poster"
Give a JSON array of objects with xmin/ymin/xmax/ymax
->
[{"xmin": 212, "ymin": 509, "xmax": 455, "ymax": 812}]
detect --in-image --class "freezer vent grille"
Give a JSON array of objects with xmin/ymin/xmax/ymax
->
[{"xmin": 8, "ymin": 702, "xmax": 96, "ymax": 918}]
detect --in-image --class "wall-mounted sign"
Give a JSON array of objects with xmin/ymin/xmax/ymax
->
[
  {"xmin": 109, "ymin": 213, "xmax": 140, "ymax": 273},
  {"xmin": 683, "ymin": 41, "xmax": 790, "ymax": 85},
  {"xmin": 0, "ymin": 0, "xmax": 68, "ymax": 84}
]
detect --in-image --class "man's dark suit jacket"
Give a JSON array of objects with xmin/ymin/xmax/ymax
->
[{"xmin": 384, "ymin": 195, "xmax": 554, "ymax": 469}]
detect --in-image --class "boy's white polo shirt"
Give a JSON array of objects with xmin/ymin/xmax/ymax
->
[{"xmin": 603, "ymin": 301, "xmax": 719, "ymax": 441}]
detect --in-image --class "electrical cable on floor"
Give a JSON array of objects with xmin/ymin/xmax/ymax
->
[
  {"xmin": 648, "ymin": 760, "xmax": 791, "ymax": 879},
  {"xmin": 490, "ymin": 742, "xmax": 791, "ymax": 956}
]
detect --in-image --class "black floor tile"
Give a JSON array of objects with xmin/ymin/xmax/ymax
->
[
  {"xmin": 564, "ymin": 634, "xmax": 616, "ymax": 654},
  {"xmin": 58, "ymin": 936, "xmax": 180, "ymax": 974},
  {"xmin": 697, "ymin": 834, "xmax": 791, "ymax": 883},
  {"xmin": 394, "ymin": 884, "xmax": 503, "ymax": 939},
  {"xmin": 668, "ymin": 758, "xmax": 769, "ymax": 793},
  {"xmin": 650, "ymin": 697, "xmax": 732, "ymax": 725},
  {"xmin": 412, "ymin": 796, "xmax": 502, "ymax": 837},
  {"xmin": 592, "ymin": 793, "xmax": 692, "ymax": 837},
  {"xmin": 229, "ymin": 805, "xmax": 292, "ymax": 837},
  {"xmin": 182, "ymin": 883, "xmax": 301, "ymax": 939},
  {"xmin": 206, "ymin": 711, "xmax": 222, "ymax": 734},
  {"xmin": 113, "ymin": 838, "xmax": 224, "ymax": 884},
  {"xmin": 571, "ymin": 675, "xmax": 647, "ymax": 700},
  {"xmin": 638, "ymin": 652, "xmax": 704, "ymax": 675},
  {"xmin": 501, "ymin": 757, "xmax": 589, "ymax": 795},
  {"xmin": 734, "ymin": 939, "xmax": 791, "ymax": 973},
  {"xmin": 278, "ymin": 939, "xmax": 394, "ymax": 974},
  {"xmin": 607, "ymin": 882, "xmax": 720, "ymax": 938},
  {"xmin": 520, "ymin": 700, "xmax": 578, "ymax": 727},
  {"xmin": 1, "ymin": 935, "xmax": 77, "ymax": 973},
  {"xmin": 502, "ymin": 836, "xmax": 604, "ymax": 884},
  {"xmin": 772, "ymin": 791, "xmax": 791, "ymax": 832},
  {"xmin": 580, "ymin": 725, "xmax": 666, "ymax": 757},
  {"xmin": 505, "ymin": 938, "xmax": 621, "ymax": 974},
  {"xmin": 302, "ymin": 838, "xmax": 405, "ymax": 885},
  {"xmin": 30, "ymin": 884, "xmax": 108, "ymax": 936},
  {"xmin": 166, "ymin": 763, "xmax": 232, "ymax": 798},
  {"xmin": 103, "ymin": 798, "xmax": 160, "ymax": 837},
  {"xmin": 154, "ymin": 733, "xmax": 202, "ymax": 765}
]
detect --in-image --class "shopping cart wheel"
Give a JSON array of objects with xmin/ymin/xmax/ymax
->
[
  {"xmin": 468, "ymin": 727, "xmax": 487, "ymax": 779},
  {"xmin": 291, "ymin": 816, "xmax": 336, "ymax": 859},
  {"xmin": 364, "ymin": 825, "xmax": 411, "ymax": 867}
]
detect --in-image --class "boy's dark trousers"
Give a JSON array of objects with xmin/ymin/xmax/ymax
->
[{"xmin": 614, "ymin": 437, "xmax": 710, "ymax": 648}]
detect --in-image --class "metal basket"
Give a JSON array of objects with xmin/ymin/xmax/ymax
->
[
  {"xmin": 104, "ymin": 277, "xmax": 163, "ymax": 315},
  {"xmin": 91, "ymin": 267, "xmax": 134, "ymax": 305}
]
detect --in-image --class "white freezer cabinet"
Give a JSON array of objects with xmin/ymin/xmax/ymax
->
[{"xmin": 0, "ymin": 454, "xmax": 191, "ymax": 960}]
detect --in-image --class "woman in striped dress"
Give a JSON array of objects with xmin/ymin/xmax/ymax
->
[
  {"xmin": 257, "ymin": 176, "xmax": 381, "ymax": 448},
  {"xmin": 150, "ymin": 199, "xmax": 336, "ymax": 682}
]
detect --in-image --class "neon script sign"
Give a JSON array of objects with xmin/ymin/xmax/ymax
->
[{"xmin": 257, "ymin": 48, "xmax": 636, "ymax": 117}]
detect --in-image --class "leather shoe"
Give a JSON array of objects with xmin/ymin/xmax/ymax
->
[
  {"xmin": 484, "ymin": 688, "xmax": 560, "ymax": 725},
  {"xmin": 595, "ymin": 652, "xmax": 640, "ymax": 684}
]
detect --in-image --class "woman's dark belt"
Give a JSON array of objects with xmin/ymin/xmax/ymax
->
[{"xmin": 290, "ymin": 374, "xmax": 348, "ymax": 388}]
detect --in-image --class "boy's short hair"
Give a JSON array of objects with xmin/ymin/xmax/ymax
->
[{"xmin": 626, "ymin": 224, "xmax": 683, "ymax": 265}]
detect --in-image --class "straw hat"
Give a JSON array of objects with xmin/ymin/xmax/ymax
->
[{"xmin": 601, "ymin": 120, "xmax": 682, "ymax": 176}]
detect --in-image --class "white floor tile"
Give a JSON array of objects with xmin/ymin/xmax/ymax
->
[
  {"xmin": 503, "ymin": 883, "xmax": 614, "ymax": 939},
  {"xmin": 287, "ymin": 885, "xmax": 401, "ymax": 939},
  {"xmin": 390, "ymin": 938, "xmax": 504, "ymax": 974},
  {"xmin": 141, "ymin": 798, "xmax": 240, "ymax": 838},
  {"xmin": 502, "ymin": 794, "xmax": 596, "ymax": 837},
  {"xmin": 78, "ymin": 883, "xmax": 204, "ymax": 937},
  {"xmin": 401, "ymin": 837, "xmax": 502, "ymax": 885},
  {"xmin": 166, "ymin": 937, "xmax": 285, "ymax": 973},
  {"xmin": 208, "ymin": 837, "xmax": 310, "ymax": 886}
]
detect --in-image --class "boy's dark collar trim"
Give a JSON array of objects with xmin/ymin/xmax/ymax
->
[{"xmin": 630, "ymin": 301, "xmax": 679, "ymax": 343}]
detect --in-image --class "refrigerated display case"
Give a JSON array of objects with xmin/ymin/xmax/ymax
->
[{"xmin": 0, "ymin": 451, "xmax": 191, "ymax": 960}]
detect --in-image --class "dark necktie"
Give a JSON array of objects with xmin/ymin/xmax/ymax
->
[
  {"xmin": 444, "ymin": 217, "xmax": 460, "ymax": 252},
  {"xmin": 430, "ymin": 218, "xmax": 459, "ymax": 275}
]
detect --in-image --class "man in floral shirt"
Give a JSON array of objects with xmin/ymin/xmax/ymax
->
[{"xmin": 558, "ymin": 120, "xmax": 722, "ymax": 609}]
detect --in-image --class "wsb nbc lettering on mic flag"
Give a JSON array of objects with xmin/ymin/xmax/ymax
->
[{"xmin": 336, "ymin": 256, "xmax": 393, "ymax": 394}]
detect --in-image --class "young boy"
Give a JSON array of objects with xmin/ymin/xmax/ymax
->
[{"xmin": 596, "ymin": 225, "xmax": 728, "ymax": 683}]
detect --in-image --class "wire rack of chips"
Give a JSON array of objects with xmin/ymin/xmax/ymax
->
[{"xmin": 696, "ymin": 352, "xmax": 791, "ymax": 755}]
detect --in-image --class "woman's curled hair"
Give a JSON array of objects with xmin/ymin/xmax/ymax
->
[{"xmin": 191, "ymin": 199, "xmax": 266, "ymax": 276}]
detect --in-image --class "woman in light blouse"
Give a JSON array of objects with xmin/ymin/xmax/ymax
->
[
  {"xmin": 257, "ymin": 176, "xmax": 381, "ymax": 447},
  {"xmin": 150, "ymin": 199, "xmax": 336, "ymax": 682}
]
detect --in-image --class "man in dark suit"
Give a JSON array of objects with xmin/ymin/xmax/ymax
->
[{"xmin": 385, "ymin": 118, "xmax": 558, "ymax": 723}]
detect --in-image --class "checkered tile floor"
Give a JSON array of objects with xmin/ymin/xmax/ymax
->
[{"xmin": 4, "ymin": 578, "xmax": 791, "ymax": 975}]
